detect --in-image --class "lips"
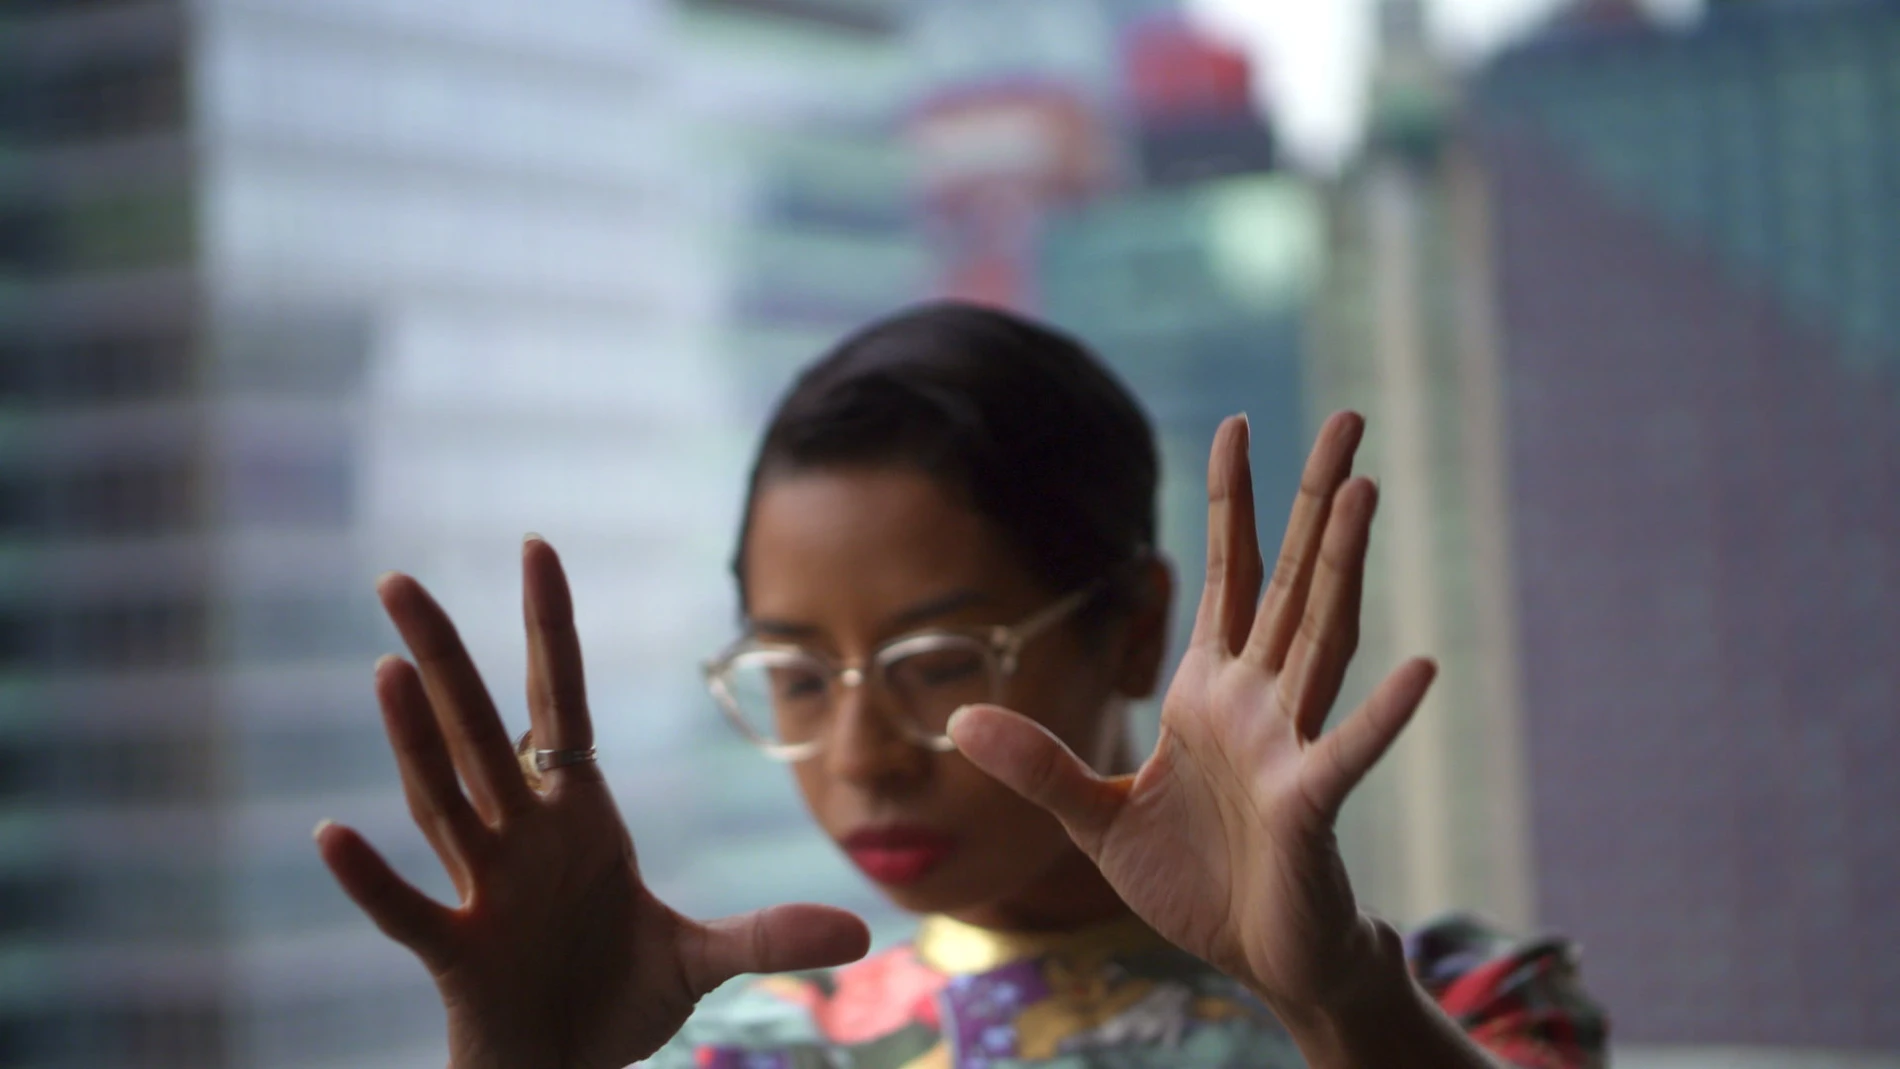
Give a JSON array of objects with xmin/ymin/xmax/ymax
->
[{"xmin": 840, "ymin": 825, "xmax": 958, "ymax": 886}]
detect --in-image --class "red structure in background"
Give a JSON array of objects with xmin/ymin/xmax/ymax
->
[
  {"xmin": 1121, "ymin": 14, "xmax": 1254, "ymax": 121},
  {"xmin": 906, "ymin": 14, "xmax": 1276, "ymax": 310},
  {"xmin": 907, "ymin": 79, "xmax": 1114, "ymax": 311},
  {"xmin": 1119, "ymin": 14, "xmax": 1275, "ymax": 187}
]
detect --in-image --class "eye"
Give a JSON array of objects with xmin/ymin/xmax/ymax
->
[
  {"xmin": 900, "ymin": 646, "xmax": 987, "ymax": 687},
  {"xmin": 770, "ymin": 665, "xmax": 828, "ymax": 700}
]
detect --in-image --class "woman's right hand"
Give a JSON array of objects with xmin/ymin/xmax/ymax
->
[{"xmin": 314, "ymin": 536, "xmax": 871, "ymax": 1069}]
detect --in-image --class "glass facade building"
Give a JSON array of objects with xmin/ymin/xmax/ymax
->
[
  {"xmin": 2, "ymin": 0, "xmax": 917, "ymax": 1065},
  {"xmin": 1302, "ymin": 0, "xmax": 1540, "ymax": 938},
  {"xmin": 1472, "ymin": 0, "xmax": 1900, "ymax": 1051}
]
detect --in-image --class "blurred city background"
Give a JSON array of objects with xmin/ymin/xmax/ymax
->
[{"xmin": 1, "ymin": 0, "xmax": 1896, "ymax": 1065}]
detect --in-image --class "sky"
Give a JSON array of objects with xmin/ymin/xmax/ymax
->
[{"xmin": 1185, "ymin": 0, "xmax": 1702, "ymax": 168}]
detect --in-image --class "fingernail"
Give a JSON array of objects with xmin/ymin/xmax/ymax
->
[
  {"xmin": 946, "ymin": 705, "xmax": 975, "ymax": 744},
  {"xmin": 312, "ymin": 818, "xmax": 336, "ymax": 843},
  {"xmin": 524, "ymin": 532, "xmax": 544, "ymax": 545},
  {"xmin": 373, "ymin": 653, "xmax": 402, "ymax": 675},
  {"xmin": 375, "ymin": 570, "xmax": 401, "ymax": 591}
]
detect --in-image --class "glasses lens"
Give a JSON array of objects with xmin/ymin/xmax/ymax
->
[
  {"xmin": 719, "ymin": 650, "xmax": 830, "ymax": 748},
  {"xmin": 881, "ymin": 638, "xmax": 999, "ymax": 737}
]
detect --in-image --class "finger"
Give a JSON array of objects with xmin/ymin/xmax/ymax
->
[
  {"xmin": 376, "ymin": 654, "xmax": 491, "ymax": 895},
  {"xmin": 1276, "ymin": 478, "xmax": 1376, "ymax": 740},
  {"xmin": 522, "ymin": 536, "xmax": 600, "ymax": 786},
  {"xmin": 1242, "ymin": 410, "xmax": 1364, "ymax": 671},
  {"xmin": 1300, "ymin": 658, "xmax": 1436, "ymax": 822},
  {"xmin": 946, "ymin": 704, "xmax": 1130, "ymax": 854},
  {"xmin": 314, "ymin": 819, "xmax": 457, "ymax": 970},
  {"xmin": 379, "ymin": 572, "xmax": 535, "ymax": 822},
  {"xmin": 685, "ymin": 904, "xmax": 871, "ymax": 994},
  {"xmin": 1186, "ymin": 415, "xmax": 1265, "ymax": 657}
]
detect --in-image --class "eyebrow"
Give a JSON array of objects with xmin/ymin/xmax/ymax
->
[{"xmin": 749, "ymin": 588, "xmax": 989, "ymax": 642}]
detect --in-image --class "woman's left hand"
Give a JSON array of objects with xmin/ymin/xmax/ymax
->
[{"xmin": 950, "ymin": 411, "xmax": 1435, "ymax": 1026}]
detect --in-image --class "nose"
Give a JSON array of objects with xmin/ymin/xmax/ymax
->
[{"xmin": 823, "ymin": 670, "xmax": 929, "ymax": 788}]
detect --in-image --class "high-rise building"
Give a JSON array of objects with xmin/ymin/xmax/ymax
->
[
  {"xmin": 1040, "ymin": 176, "xmax": 1319, "ymax": 703},
  {"xmin": 654, "ymin": 1, "xmax": 928, "ymax": 942},
  {"xmin": 1302, "ymin": 0, "xmax": 1539, "ymax": 934},
  {"xmin": 894, "ymin": 2, "xmax": 1318, "ymax": 741},
  {"xmin": 1035, "ymin": 12, "xmax": 1319, "ymax": 741},
  {"xmin": 1472, "ymin": 0, "xmax": 1900, "ymax": 1051},
  {"xmin": 0, "ymin": 0, "xmax": 916, "ymax": 1065}
]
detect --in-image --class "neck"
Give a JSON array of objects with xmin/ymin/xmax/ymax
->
[
  {"xmin": 941, "ymin": 840, "xmax": 1131, "ymax": 933},
  {"xmin": 941, "ymin": 713, "xmax": 1139, "ymax": 934}
]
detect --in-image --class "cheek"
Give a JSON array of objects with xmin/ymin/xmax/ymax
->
[
  {"xmin": 789, "ymin": 763, "xmax": 838, "ymax": 832},
  {"xmin": 935, "ymin": 759, "xmax": 1078, "ymax": 889},
  {"xmin": 1007, "ymin": 658, "xmax": 1118, "ymax": 762},
  {"xmin": 932, "ymin": 758, "xmax": 1071, "ymax": 865}
]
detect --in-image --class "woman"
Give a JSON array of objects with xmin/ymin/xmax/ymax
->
[{"xmin": 314, "ymin": 304, "xmax": 1603, "ymax": 1069}]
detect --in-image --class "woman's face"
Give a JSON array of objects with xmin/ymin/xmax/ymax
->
[{"xmin": 741, "ymin": 466, "xmax": 1167, "ymax": 927}]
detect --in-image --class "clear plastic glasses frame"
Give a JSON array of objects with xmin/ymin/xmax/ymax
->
[{"xmin": 703, "ymin": 584, "xmax": 1099, "ymax": 762}]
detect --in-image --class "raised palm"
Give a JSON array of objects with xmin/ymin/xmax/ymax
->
[
  {"xmin": 315, "ymin": 540, "xmax": 869, "ymax": 1069},
  {"xmin": 950, "ymin": 412, "xmax": 1435, "ymax": 1018}
]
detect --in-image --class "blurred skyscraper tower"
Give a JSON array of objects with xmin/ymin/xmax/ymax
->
[
  {"xmin": 1304, "ymin": 0, "xmax": 1539, "ymax": 936},
  {"xmin": 653, "ymin": 0, "xmax": 929, "ymax": 938},
  {"xmin": 0, "ymin": 0, "xmax": 914, "ymax": 1065},
  {"xmin": 1037, "ymin": 12, "xmax": 1316, "ymax": 682},
  {"xmin": 898, "ymin": 1, "xmax": 1318, "ymax": 738},
  {"xmin": 1472, "ymin": 0, "xmax": 1900, "ymax": 1053}
]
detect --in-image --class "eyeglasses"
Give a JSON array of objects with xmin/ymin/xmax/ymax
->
[{"xmin": 703, "ymin": 584, "xmax": 1100, "ymax": 762}]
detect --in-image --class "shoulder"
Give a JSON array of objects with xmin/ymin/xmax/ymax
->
[
  {"xmin": 991, "ymin": 938, "xmax": 1303, "ymax": 1068},
  {"xmin": 1405, "ymin": 914, "xmax": 1608, "ymax": 1069}
]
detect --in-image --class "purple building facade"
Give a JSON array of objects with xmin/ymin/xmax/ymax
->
[{"xmin": 1474, "ymin": 2, "xmax": 1900, "ymax": 1050}]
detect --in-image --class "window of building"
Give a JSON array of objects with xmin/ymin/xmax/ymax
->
[
  {"xmin": 59, "ymin": 332, "xmax": 199, "ymax": 400},
  {"xmin": 64, "ymin": 460, "xmax": 200, "ymax": 536},
  {"xmin": 22, "ymin": 728, "xmax": 217, "ymax": 806},
  {"xmin": 0, "ymin": 208, "xmax": 54, "ymax": 274},
  {"xmin": 0, "ymin": 853, "xmax": 224, "ymax": 942},
  {"xmin": 0, "ymin": 52, "xmax": 185, "ymax": 146},
  {"xmin": 0, "ymin": 457, "xmax": 199, "ymax": 538},
  {"xmin": 0, "ymin": 190, "xmax": 193, "ymax": 276},
  {"xmin": 62, "ymin": 190, "xmax": 196, "ymax": 271},
  {"xmin": 7, "ymin": 1002, "xmax": 227, "ymax": 1069},
  {"xmin": 0, "ymin": 331, "xmax": 199, "ymax": 405},
  {"xmin": 0, "ymin": 596, "xmax": 211, "ymax": 671}
]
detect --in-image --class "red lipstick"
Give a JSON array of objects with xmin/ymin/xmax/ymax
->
[{"xmin": 840, "ymin": 825, "xmax": 958, "ymax": 886}]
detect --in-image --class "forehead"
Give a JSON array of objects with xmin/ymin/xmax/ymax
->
[{"xmin": 742, "ymin": 467, "xmax": 1028, "ymax": 622}]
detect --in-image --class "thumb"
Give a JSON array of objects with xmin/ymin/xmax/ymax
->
[
  {"xmin": 1303, "ymin": 657, "xmax": 1436, "ymax": 822},
  {"xmin": 947, "ymin": 704, "xmax": 1128, "ymax": 853},
  {"xmin": 315, "ymin": 820, "xmax": 456, "ymax": 971},
  {"xmin": 686, "ymin": 903, "xmax": 870, "ymax": 993}
]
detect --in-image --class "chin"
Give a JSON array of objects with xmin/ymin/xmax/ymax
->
[
  {"xmin": 867, "ymin": 861, "xmax": 1008, "ymax": 916},
  {"xmin": 873, "ymin": 876, "xmax": 981, "ymax": 915}
]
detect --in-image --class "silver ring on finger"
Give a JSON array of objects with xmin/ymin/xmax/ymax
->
[
  {"xmin": 515, "ymin": 730, "xmax": 597, "ymax": 789},
  {"xmin": 534, "ymin": 746, "xmax": 597, "ymax": 772}
]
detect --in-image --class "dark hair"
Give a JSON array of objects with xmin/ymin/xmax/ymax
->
[{"xmin": 733, "ymin": 301, "xmax": 1158, "ymax": 623}]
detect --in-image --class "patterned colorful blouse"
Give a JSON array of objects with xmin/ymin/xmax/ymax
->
[{"xmin": 641, "ymin": 913, "xmax": 1605, "ymax": 1069}]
